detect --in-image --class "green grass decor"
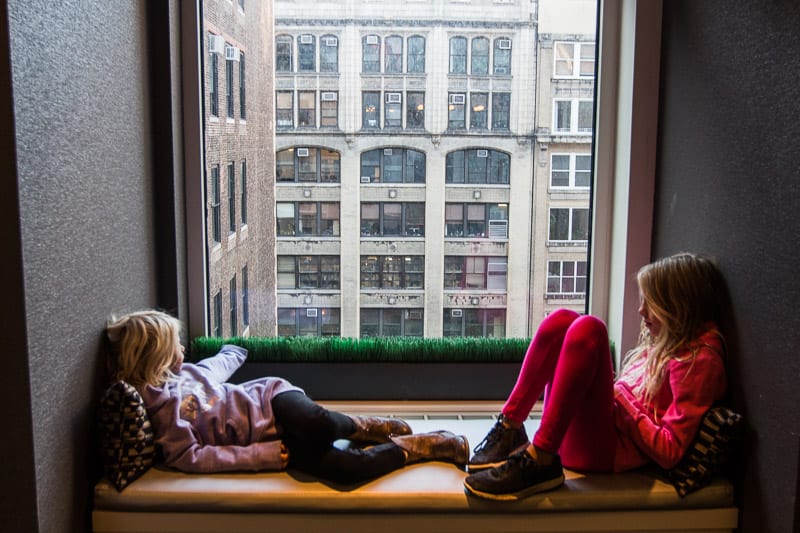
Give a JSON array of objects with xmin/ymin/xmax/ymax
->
[{"xmin": 190, "ymin": 336, "xmax": 531, "ymax": 363}]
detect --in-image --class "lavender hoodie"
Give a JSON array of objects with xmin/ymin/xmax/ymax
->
[{"xmin": 140, "ymin": 344, "xmax": 302, "ymax": 473}]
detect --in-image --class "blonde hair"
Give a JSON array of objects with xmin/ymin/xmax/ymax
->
[
  {"xmin": 621, "ymin": 252, "xmax": 725, "ymax": 403},
  {"xmin": 106, "ymin": 310, "xmax": 183, "ymax": 388}
]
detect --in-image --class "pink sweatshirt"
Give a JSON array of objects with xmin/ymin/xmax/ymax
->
[
  {"xmin": 612, "ymin": 325, "xmax": 727, "ymax": 471},
  {"xmin": 140, "ymin": 345, "xmax": 302, "ymax": 473}
]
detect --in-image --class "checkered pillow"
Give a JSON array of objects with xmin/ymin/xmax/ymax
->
[
  {"xmin": 668, "ymin": 406, "xmax": 743, "ymax": 497},
  {"xmin": 98, "ymin": 381, "xmax": 156, "ymax": 491}
]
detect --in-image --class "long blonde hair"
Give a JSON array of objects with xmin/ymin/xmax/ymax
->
[
  {"xmin": 621, "ymin": 252, "xmax": 725, "ymax": 402},
  {"xmin": 106, "ymin": 310, "xmax": 183, "ymax": 388}
]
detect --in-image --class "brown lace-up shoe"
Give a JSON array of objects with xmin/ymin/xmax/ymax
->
[{"xmin": 349, "ymin": 415, "xmax": 412, "ymax": 443}]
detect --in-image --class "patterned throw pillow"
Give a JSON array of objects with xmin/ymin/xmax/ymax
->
[
  {"xmin": 98, "ymin": 381, "xmax": 156, "ymax": 491},
  {"xmin": 668, "ymin": 406, "xmax": 743, "ymax": 497}
]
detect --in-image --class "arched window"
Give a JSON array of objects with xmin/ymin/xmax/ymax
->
[
  {"xmin": 407, "ymin": 35, "xmax": 425, "ymax": 73},
  {"xmin": 493, "ymin": 37, "xmax": 512, "ymax": 75},
  {"xmin": 320, "ymin": 34, "xmax": 339, "ymax": 72},
  {"xmin": 360, "ymin": 148, "xmax": 426, "ymax": 184},
  {"xmin": 385, "ymin": 35, "xmax": 403, "ymax": 74},
  {"xmin": 449, "ymin": 36, "xmax": 467, "ymax": 74},
  {"xmin": 445, "ymin": 149, "xmax": 510, "ymax": 184},
  {"xmin": 362, "ymin": 35, "xmax": 381, "ymax": 73},
  {"xmin": 471, "ymin": 37, "xmax": 489, "ymax": 75},
  {"xmin": 298, "ymin": 34, "xmax": 316, "ymax": 71},
  {"xmin": 276, "ymin": 147, "xmax": 341, "ymax": 183},
  {"xmin": 276, "ymin": 34, "xmax": 293, "ymax": 72}
]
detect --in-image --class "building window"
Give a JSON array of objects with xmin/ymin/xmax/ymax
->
[
  {"xmin": 242, "ymin": 265, "xmax": 249, "ymax": 328},
  {"xmin": 548, "ymin": 207, "xmax": 590, "ymax": 242},
  {"xmin": 444, "ymin": 202, "xmax": 509, "ymax": 238},
  {"xmin": 547, "ymin": 260, "xmax": 587, "ymax": 296},
  {"xmin": 213, "ymin": 291, "xmax": 222, "ymax": 337},
  {"xmin": 407, "ymin": 35, "xmax": 425, "ymax": 73},
  {"xmin": 406, "ymin": 92, "xmax": 425, "ymax": 129},
  {"xmin": 445, "ymin": 149, "xmax": 510, "ymax": 184},
  {"xmin": 360, "ymin": 202, "xmax": 425, "ymax": 237},
  {"xmin": 229, "ymin": 275, "xmax": 237, "ymax": 336},
  {"xmin": 209, "ymin": 40, "xmax": 219, "ymax": 117},
  {"xmin": 320, "ymin": 35, "xmax": 339, "ymax": 73},
  {"xmin": 362, "ymin": 91, "xmax": 380, "ymax": 129},
  {"xmin": 360, "ymin": 255, "xmax": 424, "ymax": 289},
  {"xmin": 493, "ymin": 37, "xmax": 512, "ymax": 75},
  {"xmin": 443, "ymin": 309, "xmax": 506, "ymax": 338},
  {"xmin": 361, "ymin": 148, "xmax": 425, "ymax": 184},
  {"xmin": 444, "ymin": 256, "xmax": 507, "ymax": 290},
  {"xmin": 298, "ymin": 91, "xmax": 316, "ymax": 127},
  {"xmin": 276, "ymin": 91, "xmax": 293, "ymax": 128},
  {"xmin": 361, "ymin": 308, "xmax": 424, "ymax": 337},
  {"xmin": 226, "ymin": 55, "xmax": 234, "ymax": 118},
  {"xmin": 471, "ymin": 36, "xmax": 489, "ymax": 75},
  {"xmin": 240, "ymin": 160, "xmax": 247, "ymax": 225},
  {"xmin": 276, "ymin": 34, "xmax": 293, "ymax": 72},
  {"xmin": 550, "ymin": 153, "xmax": 591, "ymax": 188},
  {"xmin": 321, "ymin": 91, "xmax": 338, "ymax": 128},
  {"xmin": 554, "ymin": 41, "xmax": 596, "ymax": 78},
  {"xmin": 298, "ymin": 34, "xmax": 316, "ymax": 71},
  {"xmin": 277, "ymin": 202, "xmax": 340, "ymax": 237},
  {"xmin": 470, "ymin": 92, "xmax": 488, "ymax": 129},
  {"xmin": 238, "ymin": 52, "xmax": 246, "ymax": 119},
  {"xmin": 449, "ymin": 36, "xmax": 467, "ymax": 74},
  {"xmin": 448, "ymin": 92, "xmax": 466, "ymax": 129},
  {"xmin": 278, "ymin": 308, "xmax": 340, "ymax": 336},
  {"xmin": 385, "ymin": 93, "xmax": 402, "ymax": 127},
  {"xmin": 554, "ymin": 99, "xmax": 594, "ymax": 133},
  {"xmin": 385, "ymin": 35, "xmax": 403, "ymax": 74},
  {"xmin": 227, "ymin": 162, "xmax": 236, "ymax": 233},
  {"xmin": 210, "ymin": 166, "xmax": 220, "ymax": 243},
  {"xmin": 278, "ymin": 255, "xmax": 340, "ymax": 289},
  {"xmin": 362, "ymin": 34, "xmax": 381, "ymax": 73},
  {"xmin": 276, "ymin": 147, "xmax": 341, "ymax": 183},
  {"xmin": 491, "ymin": 92, "xmax": 510, "ymax": 130}
]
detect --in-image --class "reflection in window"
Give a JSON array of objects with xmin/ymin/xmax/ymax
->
[
  {"xmin": 298, "ymin": 34, "xmax": 316, "ymax": 71},
  {"xmin": 362, "ymin": 35, "xmax": 380, "ymax": 73},
  {"xmin": 446, "ymin": 149, "xmax": 510, "ymax": 184},
  {"xmin": 276, "ymin": 34, "xmax": 293, "ymax": 72},
  {"xmin": 406, "ymin": 92, "xmax": 425, "ymax": 129},
  {"xmin": 444, "ymin": 202, "xmax": 508, "ymax": 238},
  {"xmin": 360, "ymin": 148, "xmax": 425, "ymax": 184},
  {"xmin": 360, "ymin": 255, "xmax": 424, "ymax": 289},
  {"xmin": 547, "ymin": 260, "xmax": 587, "ymax": 296},
  {"xmin": 449, "ymin": 36, "xmax": 467, "ymax": 74},
  {"xmin": 471, "ymin": 37, "xmax": 489, "ymax": 74},
  {"xmin": 320, "ymin": 35, "xmax": 339, "ymax": 72},
  {"xmin": 385, "ymin": 35, "xmax": 403, "ymax": 73},
  {"xmin": 277, "ymin": 148, "xmax": 340, "ymax": 183},
  {"xmin": 278, "ymin": 307, "xmax": 340, "ymax": 336},
  {"xmin": 277, "ymin": 202, "xmax": 340, "ymax": 237},
  {"xmin": 554, "ymin": 41, "xmax": 595, "ymax": 78},
  {"xmin": 548, "ymin": 207, "xmax": 589, "ymax": 242},
  {"xmin": 407, "ymin": 35, "xmax": 425, "ymax": 73},
  {"xmin": 493, "ymin": 37, "xmax": 511, "ymax": 75},
  {"xmin": 278, "ymin": 255, "xmax": 341, "ymax": 289},
  {"xmin": 443, "ymin": 308, "xmax": 506, "ymax": 337},
  {"xmin": 444, "ymin": 256, "xmax": 507, "ymax": 290},
  {"xmin": 361, "ymin": 308, "xmax": 424, "ymax": 337},
  {"xmin": 491, "ymin": 92, "xmax": 510, "ymax": 130},
  {"xmin": 361, "ymin": 202, "xmax": 425, "ymax": 237},
  {"xmin": 470, "ymin": 93, "xmax": 488, "ymax": 129}
]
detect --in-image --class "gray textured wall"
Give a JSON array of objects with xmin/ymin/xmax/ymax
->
[
  {"xmin": 655, "ymin": 2, "xmax": 800, "ymax": 532},
  {"xmin": 4, "ymin": 1, "xmax": 159, "ymax": 531}
]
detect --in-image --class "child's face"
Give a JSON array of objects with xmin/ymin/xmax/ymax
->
[{"xmin": 638, "ymin": 289, "xmax": 662, "ymax": 339}]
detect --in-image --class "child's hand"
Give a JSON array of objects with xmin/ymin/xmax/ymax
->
[{"xmin": 280, "ymin": 442, "xmax": 290, "ymax": 468}]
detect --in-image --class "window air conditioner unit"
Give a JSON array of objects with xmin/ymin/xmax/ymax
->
[
  {"xmin": 306, "ymin": 308, "xmax": 318, "ymax": 317},
  {"xmin": 477, "ymin": 149, "xmax": 488, "ymax": 158},
  {"xmin": 488, "ymin": 219, "xmax": 509, "ymax": 239},
  {"xmin": 208, "ymin": 34, "xmax": 225, "ymax": 55},
  {"xmin": 497, "ymin": 39, "xmax": 512, "ymax": 49},
  {"xmin": 324, "ymin": 37, "xmax": 338, "ymax": 47},
  {"xmin": 225, "ymin": 45, "xmax": 240, "ymax": 61},
  {"xmin": 449, "ymin": 94, "xmax": 465, "ymax": 105},
  {"xmin": 361, "ymin": 176, "xmax": 372, "ymax": 183},
  {"xmin": 300, "ymin": 34, "xmax": 313, "ymax": 44},
  {"xmin": 451, "ymin": 309, "xmax": 463, "ymax": 318},
  {"xmin": 385, "ymin": 92, "xmax": 402, "ymax": 103},
  {"xmin": 366, "ymin": 35, "xmax": 379, "ymax": 45},
  {"xmin": 407, "ymin": 309, "xmax": 423, "ymax": 320},
  {"xmin": 297, "ymin": 148, "xmax": 309, "ymax": 157},
  {"xmin": 383, "ymin": 148, "xmax": 393, "ymax": 155},
  {"xmin": 321, "ymin": 92, "xmax": 338, "ymax": 101}
]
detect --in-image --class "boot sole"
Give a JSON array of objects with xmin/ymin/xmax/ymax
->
[{"xmin": 463, "ymin": 473, "xmax": 565, "ymax": 501}]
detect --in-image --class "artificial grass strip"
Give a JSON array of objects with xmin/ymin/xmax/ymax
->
[{"xmin": 190, "ymin": 336, "xmax": 531, "ymax": 363}]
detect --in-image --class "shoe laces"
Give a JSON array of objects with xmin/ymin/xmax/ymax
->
[
  {"xmin": 494, "ymin": 449, "xmax": 534, "ymax": 474},
  {"xmin": 472, "ymin": 418, "xmax": 507, "ymax": 454}
]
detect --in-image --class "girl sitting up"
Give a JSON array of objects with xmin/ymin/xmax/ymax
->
[{"xmin": 106, "ymin": 310, "xmax": 468, "ymax": 484}]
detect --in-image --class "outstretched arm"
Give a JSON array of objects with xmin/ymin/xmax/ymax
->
[{"xmin": 194, "ymin": 344, "xmax": 248, "ymax": 383}]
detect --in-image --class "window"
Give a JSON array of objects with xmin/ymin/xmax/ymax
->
[
  {"xmin": 550, "ymin": 153, "xmax": 591, "ymax": 188},
  {"xmin": 227, "ymin": 162, "xmax": 235, "ymax": 233},
  {"xmin": 361, "ymin": 148, "xmax": 425, "ymax": 184},
  {"xmin": 446, "ymin": 149, "xmax": 510, "ymax": 184},
  {"xmin": 209, "ymin": 39, "xmax": 219, "ymax": 117},
  {"xmin": 278, "ymin": 308, "xmax": 341, "ymax": 336},
  {"xmin": 242, "ymin": 265, "xmax": 249, "ymax": 328},
  {"xmin": 213, "ymin": 291, "xmax": 222, "ymax": 337},
  {"xmin": 276, "ymin": 91, "xmax": 293, "ymax": 128},
  {"xmin": 298, "ymin": 34, "xmax": 315, "ymax": 71},
  {"xmin": 470, "ymin": 93, "xmax": 488, "ymax": 129},
  {"xmin": 444, "ymin": 202, "xmax": 508, "ymax": 238},
  {"xmin": 320, "ymin": 35, "xmax": 339, "ymax": 72},
  {"xmin": 471, "ymin": 37, "xmax": 489, "ymax": 74},
  {"xmin": 385, "ymin": 35, "xmax": 403, "ymax": 74},
  {"xmin": 549, "ymin": 207, "xmax": 590, "ymax": 242},
  {"xmin": 321, "ymin": 92, "xmax": 338, "ymax": 128},
  {"xmin": 360, "ymin": 203, "xmax": 425, "ymax": 237},
  {"xmin": 362, "ymin": 92, "xmax": 380, "ymax": 129},
  {"xmin": 278, "ymin": 255, "xmax": 340, "ymax": 289},
  {"xmin": 547, "ymin": 260, "xmax": 587, "ymax": 296},
  {"xmin": 407, "ymin": 35, "xmax": 425, "ymax": 73},
  {"xmin": 444, "ymin": 256, "xmax": 507, "ymax": 290},
  {"xmin": 277, "ymin": 202, "xmax": 340, "ymax": 237},
  {"xmin": 239, "ymin": 52, "xmax": 246, "ymax": 119},
  {"xmin": 360, "ymin": 255, "xmax": 424, "ymax": 289},
  {"xmin": 385, "ymin": 93, "xmax": 402, "ymax": 127},
  {"xmin": 298, "ymin": 91, "xmax": 316, "ymax": 127},
  {"xmin": 493, "ymin": 37, "xmax": 511, "ymax": 75},
  {"xmin": 240, "ymin": 160, "xmax": 247, "ymax": 225},
  {"xmin": 554, "ymin": 41, "xmax": 596, "ymax": 78},
  {"xmin": 362, "ymin": 34, "xmax": 380, "ymax": 73},
  {"xmin": 449, "ymin": 36, "xmax": 467, "ymax": 74},
  {"xmin": 361, "ymin": 308, "xmax": 424, "ymax": 337},
  {"xmin": 554, "ymin": 99, "xmax": 594, "ymax": 133},
  {"xmin": 226, "ymin": 55, "xmax": 234, "ymax": 118},
  {"xmin": 492, "ymin": 92, "xmax": 510, "ymax": 130},
  {"xmin": 210, "ymin": 166, "xmax": 220, "ymax": 243},
  {"xmin": 443, "ymin": 309, "xmax": 506, "ymax": 337},
  {"xmin": 229, "ymin": 275, "xmax": 237, "ymax": 336},
  {"xmin": 277, "ymin": 147, "xmax": 341, "ymax": 183},
  {"xmin": 276, "ymin": 34, "xmax": 293, "ymax": 72},
  {"xmin": 448, "ymin": 93, "xmax": 466, "ymax": 129},
  {"xmin": 406, "ymin": 92, "xmax": 425, "ymax": 129}
]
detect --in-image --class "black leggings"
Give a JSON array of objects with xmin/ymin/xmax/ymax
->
[{"xmin": 271, "ymin": 390, "xmax": 405, "ymax": 484}]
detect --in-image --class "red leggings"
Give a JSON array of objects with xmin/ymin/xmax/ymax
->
[{"xmin": 502, "ymin": 309, "xmax": 616, "ymax": 472}]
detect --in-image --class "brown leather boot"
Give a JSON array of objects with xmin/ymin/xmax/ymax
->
[
  {"xmin": 348, "ymin": 415, "xmax": 412, "ymax": 443},
  {"xmin": 390, "ymin": 430, "xmax": 469, "ymax": 465}
]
